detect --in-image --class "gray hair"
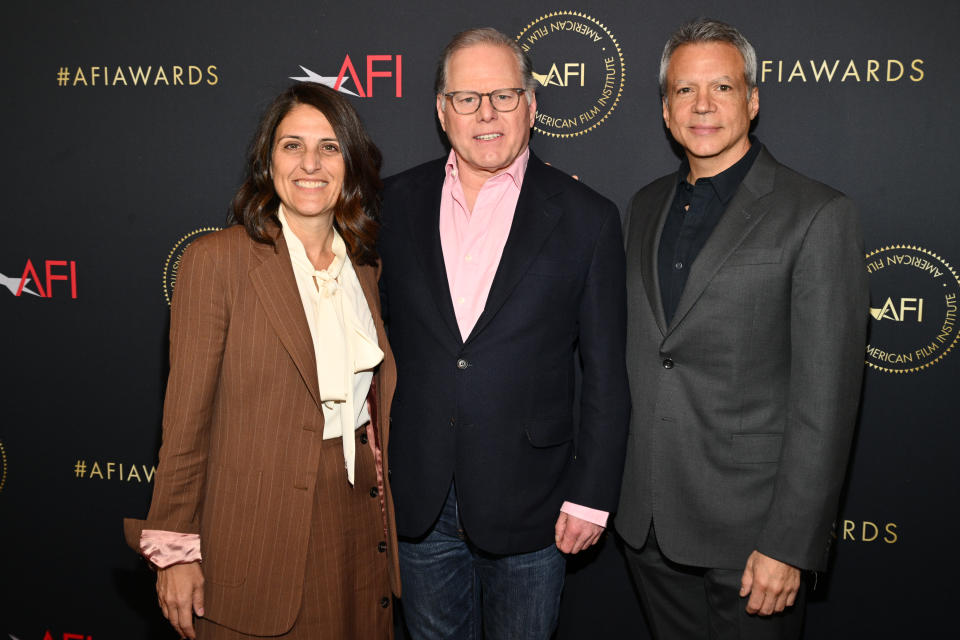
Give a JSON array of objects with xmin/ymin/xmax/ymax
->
[
  {"xmin": 658, "ymin": 18, "xmax": 757, "ymax": 98},
  {"xmin": 434, "ymin": 27, "xmax": 537, "ymax": 110}
]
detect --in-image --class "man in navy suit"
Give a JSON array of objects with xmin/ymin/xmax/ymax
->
[{"xmin": 378, "ymin": 27, "xmax": 630, "ymax": 640}]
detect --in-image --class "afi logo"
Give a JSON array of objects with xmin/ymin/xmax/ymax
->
[
  {"xmin": 533, "ymin": 63, "xmax": 586, "ymax": 87},
  {"xmin": 1, "ymin": 259, "xmax": 78, "ymax": 298},
  {"xmin": 870, "ymin": 297, "xmax": 923, "ymax": 322},
  {"xmin": 291, "ymin": 54, "xmax": 403, "ymax": 97}
]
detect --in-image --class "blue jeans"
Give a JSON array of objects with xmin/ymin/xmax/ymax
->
[{"xmin": 398, "ymin": 481, "xmax": 566, "ymax": 640}]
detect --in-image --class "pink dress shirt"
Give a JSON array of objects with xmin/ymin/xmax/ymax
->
[{"xmin": 439, "ymin": 148, "xmax": 607, "ymax": 529}]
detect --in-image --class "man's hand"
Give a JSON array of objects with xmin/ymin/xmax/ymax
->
[
  {"xmin": 543, "ymin": 161, "xmax": 578, "ymax": 181},
  {"xmin": 739, "ymin": 550, "xmax": 801, "ymax": 615},
  {"xmin": 554, "ymin": 512, "xmax": 604, "ymax": 554},
  {"xmin": 157, "ymin": 562, "xmax": 205, "ymax": 639}
]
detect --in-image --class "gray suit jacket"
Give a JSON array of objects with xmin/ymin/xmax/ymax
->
[{"xmin": 615, "ymin": 147, "xmax": 868, "ymax": 572}]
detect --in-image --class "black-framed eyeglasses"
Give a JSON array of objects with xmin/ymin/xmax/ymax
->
[{"xmin": 443, "ymin": 88, "xmax": 526, "ymax": 115}]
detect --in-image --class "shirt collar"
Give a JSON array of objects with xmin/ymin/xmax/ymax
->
[
  {"xmin": 444, "ymin": 146, "xmax": 530, "ymax": 190},
  {"xmin": 678, "ymin": 137, "xmax": 763, "ymax": 204}
]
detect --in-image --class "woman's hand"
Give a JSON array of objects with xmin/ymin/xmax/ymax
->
[{"xmin": 156, "ymin": 561, "xmax": 205, "ymax": 639}]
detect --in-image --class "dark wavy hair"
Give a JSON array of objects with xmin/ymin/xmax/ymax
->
[{"xmin": 230, "ymin": 82, "xmax": 383, "ymax": 265}]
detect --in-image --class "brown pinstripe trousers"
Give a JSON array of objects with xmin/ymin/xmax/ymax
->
[{"xmin": 197, "ymin": 427, "xmax": 392, "ymax": 639}]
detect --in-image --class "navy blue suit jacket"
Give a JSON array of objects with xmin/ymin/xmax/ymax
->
[{"xmin": 379, "ymin": 153, "xmax": 630, "ymax": 554}]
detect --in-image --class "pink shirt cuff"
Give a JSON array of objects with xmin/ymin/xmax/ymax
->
[
  {"xmin": 140, "ymin": 529, "xmax": 202, "ymax": 568},
  {"xmin": 560, "ymin": 502, "xmax": 609, "ymax": 527}
]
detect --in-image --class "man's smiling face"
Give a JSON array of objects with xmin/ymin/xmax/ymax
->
[
  {"xmin": 662, "ymin": 41, "xmax": 759, "ymax": 180},
  {"xmin": 437, "ymin": 43, "xmax": 536, "ymax": 181}
]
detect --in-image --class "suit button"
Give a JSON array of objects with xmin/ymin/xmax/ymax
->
[
  {"xmin": 380, "ymin": 597, "xmax": 390, "ymax": 608},
  {"xmin": 456, "ymin": 358, "xmax": 468, "ymax": 369},
  {"xmin": 378, "ymin": 541, "xmax": 387, "ymax": 552},
  {"xmin": 370, "ymin": 486, "xmax": 379, "ymax": 498},
  {"xmin": 359, "ymin": 432, "xmax": 368, "ymax": 445},
  {"xmin": 662, "ymin": 358, "xmax": 674, "ymax": 369}
]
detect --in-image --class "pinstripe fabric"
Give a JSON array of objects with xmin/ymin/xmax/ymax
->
[
  {"xmin": 195, "ymin": 429, "xmax": 392, "ymax": 639},
  {"xmin": 125, "ymin": 224, "xmax": 398, "ymax": 637}
]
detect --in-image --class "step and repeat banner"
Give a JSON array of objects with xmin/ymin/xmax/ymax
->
[{"xmin": 2, "ymin": 1, "xmax": 956, "ymax": 638}]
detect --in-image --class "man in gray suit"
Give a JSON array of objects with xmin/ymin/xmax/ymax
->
[{"xmin": 615, "ymin": 19, "xmax": 868, "ymax": 639}]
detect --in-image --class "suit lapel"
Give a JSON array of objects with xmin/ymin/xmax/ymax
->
[
  {"xmin": 355, "ymin": 260, "xmax": 394, "ymax": 455},
  {"xmin": 666, "ymin": 149, "xmax": 777, "ymax": 333},
  {"xmin": 405, "ymin": 166, "xmax": 464, "ymax": 345},
  {"xmin": 355, "ymin": 261, "xmax": 381, "ymax": 334},
  {"xmin": 248, "ymin": 231, "xmax": 322, "ymax": 409},
  {"xmin": 465, "ymin": 156, "xmax": 563, "ymax": 343},
  {"xmin": 355, "ymin": 260, "xmax": 388, "ymax": 353},
  {"xmin": 638, "ymin": 182, "xmax": 675, "ymax": 337}
]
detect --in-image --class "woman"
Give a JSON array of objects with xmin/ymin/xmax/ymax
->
[{"xmin": 124, "ymin": 82, "xmax": 399, "ymax": 639}]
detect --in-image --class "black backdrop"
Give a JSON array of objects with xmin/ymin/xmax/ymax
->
[{"xmin": 2, "ymin": 1, "xmax": 958, "ymax": 638}]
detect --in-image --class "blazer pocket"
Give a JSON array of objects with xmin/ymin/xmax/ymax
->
[
  {"xmin": 201, "ymin": 468, "xmax": 263, "ymax": 587},
  {"xmin": 732, "ymin": 434, "xmax": 783, "ymax": 464},
  {"xmin": 724, "ymin": 248, "xmax": 783, "ymax": 266},
  {"xmin": 525, "ymin": 418, "xmax": 574, "ymax": 448}
]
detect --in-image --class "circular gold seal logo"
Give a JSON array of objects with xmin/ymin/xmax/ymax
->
[
  {"xmin": 516, "ymin": 11, "xmax": 625, "ymax": 138},
  {"xmin": 0, "ymin": 439, "xmax": 7, "ymax": 493},
  {"xmin": 865, "ymin": 245, "xmax": 960, "ymax": 373},
  {"xmin": 163, "ymin": 227, "xmax": 221, "ymax": 306}
]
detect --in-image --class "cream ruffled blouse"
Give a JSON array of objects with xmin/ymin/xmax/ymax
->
[{"xmin": 279, "ymin": 206, "xmax": 384, "ymax": 485}]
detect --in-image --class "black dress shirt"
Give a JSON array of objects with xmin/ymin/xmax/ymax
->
[{"xmin": 658, "ymin": 140, "xmax": 762, "ymax": 324}]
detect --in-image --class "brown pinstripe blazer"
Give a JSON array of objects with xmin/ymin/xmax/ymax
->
[{"xmin": 124, "ymin": 224, "xmax": 399, "ymax": 635}]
